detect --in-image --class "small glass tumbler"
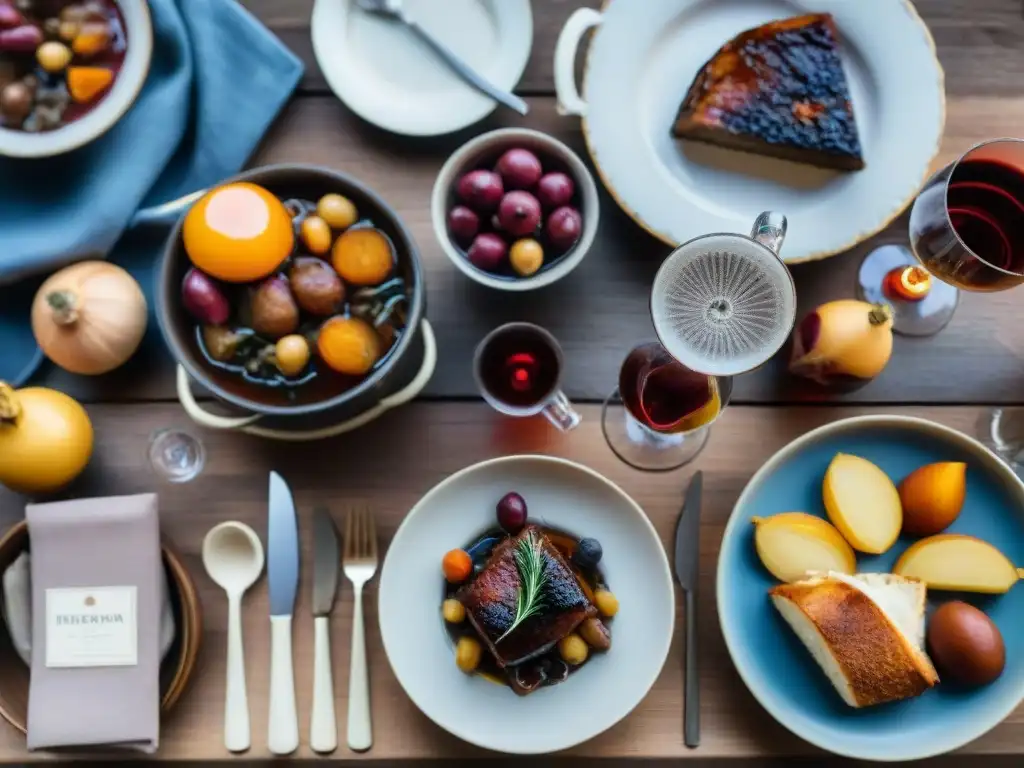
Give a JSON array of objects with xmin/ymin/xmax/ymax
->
[
  {"xmin": 473, "ymin": 322, "xmax": 581, "ymax": 432},
  {"xmin": 148, "ymin": 429, "xmax": 206, "ymax": 483}
]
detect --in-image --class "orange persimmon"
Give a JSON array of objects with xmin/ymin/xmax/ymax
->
[
  {"xmin": 317, "ymin": 316, "xmax": 381, "ymax": 376},
  {"xmin": 67, "ymin": 66, "xmax": 113, "ymax": 104},
  {"xmin": 182, "ymin": 183, "xmax": 294, "ymax": 283},
  {"xmin": 331, "ymin": 227, "xmax": 394, "ymax": 286},
  {"xmin": 442, "ymin": 549, "xmax": 473, "ymax": 583}
]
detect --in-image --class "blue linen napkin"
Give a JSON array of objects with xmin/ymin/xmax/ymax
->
[{"xmin": 0, "ymin": 0, "xmax": 303, "ymax": 383}]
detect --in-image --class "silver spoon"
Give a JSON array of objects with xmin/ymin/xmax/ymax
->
[
  {"xmin": 356, "ymin": 0, "xmax": 529, "ymax": 116},
  {"xmin": 203, "ymin": 522, "xmax": 265, "ymax": 753}
]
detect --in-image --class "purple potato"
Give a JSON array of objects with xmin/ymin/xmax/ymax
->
[
  {"xmin": 536, "ymin": 172, "xmax": 575, "ymax": 209},
  {"xmin": 495, "ymin": 148, "xmax": 542, "ymax": 190},
  {"xmin": 456, "ymin": 169, "xmax": 504, "ymax": 213},
  {"xmin": 496, "ymin": 491, "xmax": 528, "ymax": 534},
  {"xmin": 447, "ymin": 205, "xmax": 480, "ymax": 246},
  {"xmin": 182, "ymin": 268, "xmax": 230, "ymax": 325},
  {"xmin": 0, "ymin": 24, "xmax": 41, "ymax": 52},
  {"xmin": 546, "ymin": 206, "xmax": 583, "ymax": 252},
  {"xmin": 467, "ymin": 233, "xmax": 508, "ymax": 272},
  {"xmin": 497, "ymin": 191, "xmax": 542, "ymax": 237}
]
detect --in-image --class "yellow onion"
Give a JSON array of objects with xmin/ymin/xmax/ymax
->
[
  {"xmin": 789, "ymin": 300, "xmax": 893, "ymax": 386},
  {"xmin": 0, "ymin": 382, "xmax": 93, "ymax": 494},
  {"xmin": 32, "ymin": 261, "xmax": 148, "ymax": 375}
]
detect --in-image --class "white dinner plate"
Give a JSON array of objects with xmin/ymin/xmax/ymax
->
[
  {"xmin": 554, "ymin": 0, "xmax": 946, "ymax": 263},
  {"xmin": 378, "ymin": 455, "xmax": 675, "ymax": 754},
  {"xmin": 311, "ymin": 0, "xmax": 533, "ymax": 136}
]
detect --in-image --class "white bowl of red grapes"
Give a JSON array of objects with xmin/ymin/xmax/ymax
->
[
  {"xmin": 432, "ymin": 127, "xmax": 599, "ymax": 291},
  {"xmin": 0, "ymin": 0, "xmax": 152, "ymax": 158}
]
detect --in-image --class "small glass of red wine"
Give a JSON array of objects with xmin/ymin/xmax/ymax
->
[
  {"xmin": 473, "ymin": 322, "xmax": 581, "ymax": 431},
  {"xmin": 857, "ymin": 137, "xmax": 1024, "ymax": 336},
  {"xmin": 602, "ymin": 343, "xmax": 733, "ymax": 471}
]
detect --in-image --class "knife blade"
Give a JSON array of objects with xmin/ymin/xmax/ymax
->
[
  {"xmin": 267, "ymin": 471, "xmax": 299, "ymax": 755},
  {"xmin": 674, "ymin": 470, "xmax": 702, "ymax": 748},
  {"xmin": 312, "ymin": 508, "xmax": 340, "ymax": 616},
  {"xmin": 310, "ymin": 507, "xmax": 340, "ymax": 753}
]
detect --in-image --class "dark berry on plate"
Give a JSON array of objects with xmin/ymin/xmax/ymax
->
[
  {"xmin": 496, "ymin": 147, "xmax": 543, "ymax": 189},
  {"xmin": 456, "ymin": 169, "xmax": 504, "ymax": 212},
  {"xmin": 496, "ymin": 491, "xmax": 528, "ymax": 533},
  {"xmin": 497, "ymin": 190, "xmax": 541, "ymax": 237},
  {"xmin": 447, "ymin": 205, "xmax": 480, "ymax": 246},
  {"xmin": 536, "ymin": 172, "xmax": 575, "ymax": 209},
  {"xmin": 574, "ymin": 537, "xmax": 603, "ymax": 569},
  {"xmin": 467, "ymin": 233, "xmax": 508, "ymax": 272},
  {"xmin": 546, "ymin": 206, "xmax": 583, "ymax": 252}
]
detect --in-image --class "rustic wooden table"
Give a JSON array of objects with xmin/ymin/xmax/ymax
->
[{"xmin": 2, "ymin": 0, "xmax": 1024, "ymax": 764}]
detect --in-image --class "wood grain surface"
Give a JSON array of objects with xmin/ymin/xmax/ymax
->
[
  {"xmin": 28, "ymin": 0, "xmax": 1024, "ymax": 406},
  {"xmin": 0, "ymin": 402, "xmax": 1020, "ymax": 763}
]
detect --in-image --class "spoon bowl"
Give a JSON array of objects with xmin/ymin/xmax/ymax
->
[
  {"xmin": 202, "ymin": 521, "xmax": 264, "ymax": 753},
  {"xmin": 203, "ymin": 522, "xmax": 264, "ymax": 594}
]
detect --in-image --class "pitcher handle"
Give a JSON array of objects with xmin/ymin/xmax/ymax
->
[{"xmin": 750, "ymin": 212, "xmax": 787, "ymax": 257}]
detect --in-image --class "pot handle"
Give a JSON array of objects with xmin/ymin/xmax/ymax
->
[
  {"xmin": 554, "ymin": 8, "xmax": 603, "ymax": 117},
  {"xmin": 175, "ymin": 320, "xmax": 437, "ymax": 442}
]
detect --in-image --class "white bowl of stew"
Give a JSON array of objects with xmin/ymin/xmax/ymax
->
[{"xmin": 0, "ymin": 0, "xmax": 152, "ymax": 158}]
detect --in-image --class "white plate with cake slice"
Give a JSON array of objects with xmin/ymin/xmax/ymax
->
[
  {"xmin": 553, "ymin": 0, "xmax": 945, "ymax": 263},
  {"xmin": 377, "ymin": 455, "xmax": 674, "ymax": 754}
]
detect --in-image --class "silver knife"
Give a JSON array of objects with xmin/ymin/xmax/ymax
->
[
  {"xmin": 674, "ymin": 471, "xmax": 703, "ymax": 748},
  {"xmin": 310, "ymin": 508, "xmax": 340, "ymax": 754},
  {"xmin": 267, "ymin": 471, "xmax": 300, "ymax": 755}
]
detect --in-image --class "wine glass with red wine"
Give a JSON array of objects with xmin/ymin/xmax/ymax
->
[
  {"xmin": 473, "ymin": 322, "xmax": 581, "ymax": 431},
  {"xmin": 857, "ymin": 137, "xmax": 1024, "ymax": 336},
  {"xmin": 602, "ymin": 212, "xmax": 797, "ymax": 471}
]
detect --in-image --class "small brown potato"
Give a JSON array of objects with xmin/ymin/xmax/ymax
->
[
  {"xmin": 455, "ymin": 636, "xmax": 482, "ymax": 673},
  {"xmin": 927, "ymin": 601, "xmax": 1005, "ymax": 686},
  {"xmin": 594, "ymin": 589, "xmax": 619, "ymax": 618},
  {"xmin": 578, "ymin": 617, "xmax": 611, "ymax": 650},
  {"xmin": 442, "ymin": 598, "xmax": 465, "ymax": 624},
  {"xmin": 250, "ymin": 276, "xmax": 299, "ymax": 339},
  {"xmin": 558, "ymin": 633, "xmax": 589, "ymax": 666},
  {"xmin": 289, "ymin": 256, "xmax": 344, "ymax": 316},
  {"xmin": 317, "ymin": 193, "xmax": 358, "ymax": 230}
]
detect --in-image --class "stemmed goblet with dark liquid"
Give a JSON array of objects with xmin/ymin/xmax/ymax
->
[
  {"xmin": 857, "ymin": 138, "xmax": 1024, "ymax": 336},
  {"xmin": 603, "ymin": 212, "xmax": 797, "ymax": 471}
]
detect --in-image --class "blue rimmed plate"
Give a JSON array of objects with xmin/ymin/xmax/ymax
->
[{"xmin": 717, "ymin": 415, "xmax": 1024, "ymax": 761}]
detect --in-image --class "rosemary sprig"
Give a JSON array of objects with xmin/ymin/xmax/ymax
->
[{"xmin": 496, "ymin": 530, "xmax": 548, "ymax": 643}]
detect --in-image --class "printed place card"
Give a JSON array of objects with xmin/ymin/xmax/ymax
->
[{"xmin": 45, "ymin": 586, "xmax": 138, "ymax": 668}]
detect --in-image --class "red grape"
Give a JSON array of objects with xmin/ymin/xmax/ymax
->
[
  {"xmin": 496, "ymin": 148, "xmax": 543, "ymax": 190},
  {"xmin": 447, "ymin": 205, "xmax": 479, "ymax": 246},
  {"xmin": 497, "ymin": 191, "xmax": 542, "ymax": 237},
  {"xmin": 536, "ymin": 172, "xmax": 575, "ymax": 209},
  {"xmin": 496, "ymin": 492, "xmax": 528, "ymax": 534},
  {"xmin": 546, "ymin": 206, "xmax": 583, "ymax": 252},
  {"xmin": 456, "ymin": 170, "xmax": 504, "ymax": 212},
  {"xmin": 467, "ymin": 233, "xmax": 508, "ymax": 272}
]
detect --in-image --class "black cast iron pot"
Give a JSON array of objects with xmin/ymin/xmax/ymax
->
[{"xmin": 156, "ymin": 164, "xmax": 428, "ymax": 438}]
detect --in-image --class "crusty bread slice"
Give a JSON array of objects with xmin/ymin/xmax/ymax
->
[{"xmin": 770, "ymin": 572, "xmax": 938, "ymax": 708}]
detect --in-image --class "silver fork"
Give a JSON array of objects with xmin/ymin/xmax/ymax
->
[
  {"xmin": 356, "ymin": 0, "xmax": 528, "ymax": 115},
  {"xmin": 342, "ymin": 506, "xmax": 378, "ymax": 752}
]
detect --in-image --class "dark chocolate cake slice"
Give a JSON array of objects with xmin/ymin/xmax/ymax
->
[{"xmin": 671, "ymin": 13, "xmax": 865, "ymax": 171}]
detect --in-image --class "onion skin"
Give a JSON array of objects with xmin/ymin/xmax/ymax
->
[
  {"xmin": 31, "ymin": 261, "xmax": 148, "ymax": 376},
  {"xmin": 789, "ymin": 300, "xmax": 893, "ymax": 386},
  {"xmin": 0, "ymin": 382, "xmax": 93, "ymax": 494}
]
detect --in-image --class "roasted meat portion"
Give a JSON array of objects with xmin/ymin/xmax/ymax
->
[
  {"xmin": 458, "ymin": 525, "xmax": 596, "ymax": 669},
  {"xmin": 671, "ymin": 13, "xmax": 864, "ymax": 171}
]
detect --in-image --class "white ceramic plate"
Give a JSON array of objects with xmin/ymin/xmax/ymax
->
[
  {"xmin": 0, "ymin": 0, "xmax": 152, "ymax": 158},
  {"xmin": 378, "ymin": 455, "xmax": 675, "ymax": 754},
  {"xmin": 311, "ymin": 0, "xmax": 532, "ymax": 136},
  {"xmin": 554, "ymin": 0, "xmax": 945, "ymax": 263}
]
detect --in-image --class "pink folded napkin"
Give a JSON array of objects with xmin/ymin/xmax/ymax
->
[{"xmin": 25, "ymin": 494, "xmax": 162, "ymax": 753}]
